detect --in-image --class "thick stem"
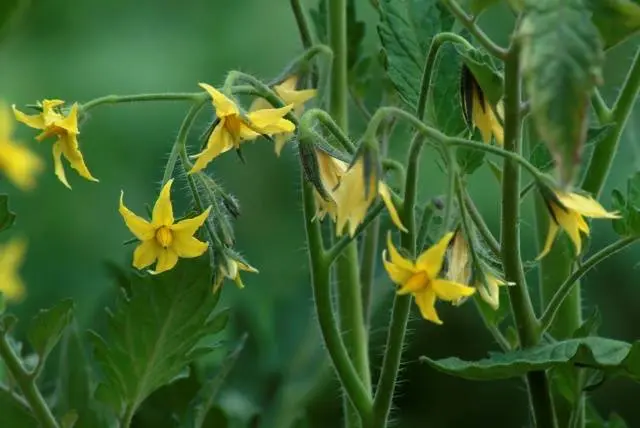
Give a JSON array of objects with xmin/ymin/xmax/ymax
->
[
  {"xmin": 360, "ymin": 216, "xmax": 380, "ymax": 326},
  {"xmin": 0, "ymin": 334, "xmax": 59, "ymax": 428},
  {"xmin": 302, "ymin": 180, "xmax": 373, "ymax": 424},
  {"xmin": 290, "ymin": 0, "xmax": 314, "ymax": 49},
  {"xmin": 582, "ymin": 47, "xmax": 640, "ymax": 198},
  {"xmin": 501, "ymin": 43, "xmax": 557, "ymax": 428}
]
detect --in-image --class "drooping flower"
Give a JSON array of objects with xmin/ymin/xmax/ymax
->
[
  {"xmin": 446, "ymin": 230, "xmax": 509, "ymax": 310},
  {"xmin": 250, "ymin": 76, "xmax": 316, "ymax": 155},
  {"xmin": 538, "ymin": 190, "xmax": 619, "ymax": 259},
  {"xmin": 213, "ymin": 255, "xmax": 258, "ymax": 292},
  {"xmin": 119, "ymin": 179, "xmax": 211, "ymax": 274},
  {"xmin": 190, "ymin": 83, "xmax": 296, "ymax": 172},
  {"xmin": 332, "ymin": 154, "xmax": 407, "ymax": 236},
  {"xmin": 0, "ymin": 104, "xmax": 43, "ymax": 190},
  {"xmin": 0, "ymin": 238, "xmax": 28, "ymax": 302},
  {"xmin": 313, "ymin": 149, "xmax": 348, "ymax": 222},
  {"xmin": 461, "ymin": 65, "xmax": 504, "ymax": 146},
  {"xmin": 383, "ymin": 232, "xmax": 475, "ymax": 324},
  {"xmin": 13, "ymin": 100, "xmax": 97, "ymax": 188}
]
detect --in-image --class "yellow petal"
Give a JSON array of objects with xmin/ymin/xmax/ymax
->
[
  {"xmin": 554, "ymin": 205, "xmax": 584, "ymax": 256},
  {"xmin": 0, "ymin": 140, "xmax": 43, "ymax": 191},
  {"xmin": 446, "ymin": 232, "xmax": 471, "ymax": 284},
  {"xmin": 472, "ymin": 91, "xmax": 492, "ymax": 144},
  {"xmin": 237, "ymin": 261, "xmax": 259, "ymax": 273},
  {"xmin": 56, "ymin": 103, "xmax": 80, "ymax": 134},
  {"xmin": 556, "ymin": 192, "xmax": 620, "ymax": 219},
  {"xmin": 0, "ymin": 238, "xmax": 27, "ymax": 301},
  {"xmin": 0, "ymin": 104, "xmax": 14, "ymax": 139},
  {"xmin": 199, "ymin": 83, "xmax": 239, "ymax": 117},
  {"xmin": 172, "ymin": 235, "xmax": 209, "ymax": 258},
  {"xmin": 416, "ymin": 232, "xmax": 454, "ymax": 278},
  {"xmin": 152, "ymin": 248, "xmax": 179, "ymax": 274},
  {"xmin": 477, "ymin": 274, "xmax": 504, "ymax": 310},
  {"xmin": 247, "ymin": 105, "xmax": 296, "ymax": 134},
  {"xmin": 275, "ymin": 75, "xmax": 298, "ymax": 93},
  {"xmin": 489, "ymin": 107, "xmax": 504, "ymax": 146},
  {"xmin": 152, "ymin": 179, "xmax": 175, "ymax": 227},
  {"xmin": 58, "ymin": 133, "xmax": 98, "ymax": 182},
  {"xmin": 274, "ymin": 134, "xmax": 291, "ymax": 156},
  {"xmin": 397, "ymin": 271, "xmax": 428, "ymax": 295},
  {"xmin": 190, "ymin": 121, "xmax": 234, "ymax": 173},
  {"xmin": 171, "ymin": 206, "xmax": 212, "ymax": 236},
  {"xmin": 383, "ymin": 252, "xmax": 415, "ymax": 285},
  {"xmin": 248, "ymin": 97, "xmax": 272, "ymax": 112},
  {"xmin": 12, "ymin": 105, "xmax": 45, "ymax": 130},
  {"xmin": 119, "ymin": 191, "xmax": 155, "ymax": 241},
  {"xmin": 385, "ymin": 232, "xmax": 414, "ymax": 271},
  {"xmin": 378, "ymin": 182, "xmax": 408, "ymax": 232},
  {"xmin": 52, "ymin": 142, "xmax": 71, "ymax": 189},
  {"xmin": 536, "ymin": 217, "xmax": 559, "ymax": 260},
  {"xmin": 133, "ymin": 240, "xmax": 159, "ymax": 270},
  {"xmin": 414, "ymin": 289, "xmax": 442, "ymax": 324},
  {"xmin": 432, "ymin": 279, "xmax": 476, "ymax": 301}
]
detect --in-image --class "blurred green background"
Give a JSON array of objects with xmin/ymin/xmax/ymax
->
[{"xmin": 1, "ymin": 0, "xmax": 639, "ymax": 427}]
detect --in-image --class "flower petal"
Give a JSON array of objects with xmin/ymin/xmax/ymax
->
[
  {"xmin": 489, "ymin": 107, "xmax": 504, "ymax": 146},
  {"xmin": 172, "ymin": 235, "xmax": 209, "ymax": 258},
  {"xmin": 237, "ymin": 261, "xmax": 259, "ymax": 273},
  {"xmin": 58, "ymin": 133, "xmax": 98, "ymax": 182},
  {"xmin": 152, "ymin": 179, "xmax": 175, "ymax": 227},
  {"xmin": 378, "ymin": 182, "xmax": 408, "ymax": 232},
  {"xmin": 152, "ymin": 248, "xmax": 179, "ymax": 274},
  {"xmin": 199, "ymin": 83, "xmax": 239, "ymax": 117},
  {"xmin": 414, "ymin": 289, "xmax": 442, "ymax": 324},
  {"xmin": 382, "ymin": 252, "xmax": 414, "ymax": 285},
  {"xmin": 536, "ymin": 217, "xmax": 559, "ymax": 260},
  {"xmin": 247, "ymin": 105, "xmax": 295, "ymax": 134},
  {"xmin": 416, "ymin": 232, "xmax": 454, "ymax": 278},
  {"xmin": 0, "ymin": 139, "xmax": 43, "ymax": 190},
  {"xmin": 556, "ymin": 192, "xmax": 620, "ymax": 219},
  {"xmin": 190, "ymin": 121, "xmax": 234, "ymax": 173},
  {"xmin": 52, "ymin": 142, "xmax": 71, "ymax": 189},
  {"xmin": 554, "ymin": 205, "xmax": 585, "ymax": 256},
  {"xmin": 119, "ymin": 191, "xmax": 155, "ymax": 240},
  {"xmin": 133, "ymin": 240, "xmax": 159, "ymax": 270},
  {"xmin": 56, "ymin": 103, "xmax": 80, "ymax": 134},
  {"xmin": 478, "ymin": 274, "xmax": 504, "ymax": 310},
  {"xmin": 397, "ymin": 271, "xmax": 428, "ymax": 295},
  {"xmin": 12, "ymin": 105, "xmax": 45, "ymax": 130},
  {"xmin": 274, "ymin": 134, "xmax": 291, "ymax": 156},
  {"xmin": 385, "ymin": 232, "xmax": 414, "ymax": 271},
  {"xmin": 171, "ymin": 206, "xmax": 211, "ymax": 237},
  {"xmin": 432, "ymin": 279, "xmax": 476, "ymax": 301}
]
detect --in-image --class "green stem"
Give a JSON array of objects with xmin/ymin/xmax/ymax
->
[
  {"xmin": 539, "ymin": 236, "xmax": 639, "ymax": 334},
  {"xmin": 301, "ymin": 179, "xmax": 373, "ymax": 424},
  {"xmin": 501, "ymin": 42, "xmax": 556, "ymax": 428},
  {"xmin": 360, "ymin": 216, "xmax": 380, "ymax": 326},
  {"xmin": 463, "ymin": 191, "xmax": 501, "ymax": 258},
  {"xmin": 582, "ymin": 47, "xmax": 640, "ymax": 197},
  {"xmin": 290, "ymin": 0, "xmax": 314, "ymax": 49},
  {"xmin": 81, "ymin": 92, "xmax": 206, "ymax": 112},
  {"xmin": 590, "ymin": 89, "xmax": 611, "ymax": 124},
  {"xmin": 0, "ymin": 334, "xmax": 59, "ymax": 428},
  {"xmin": 300, "ymin": 108, "xmax": 356, "ymax": 154},
  {"xmin": 327, "ymin": 203, "xmax": 385, "ymax": 263},
  {"xmin": 440, "ymin": 0, "xmax": 507, "ymax": 59}
]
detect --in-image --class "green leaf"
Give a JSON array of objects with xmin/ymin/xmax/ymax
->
[
  {"xmin": 456, "ymin": 146, "xmax": 486, "ymax": 175},
  {"xmin": 611, "ymin": 172, "xmax": 640, "ymax": 237},
  {"xmin": 520, "ymin": 0, "xmax": 604, "ymax": 186},
  {"xmin": 27, "ymin": 299, "xmax": 74, "ymax": 363},
  {"xmin": 90, "ymin": 257, "xmax": 226, "ymax": 418},
  {"xmin": 0, "ymin": 386, "xmax": 38, "ymax": 427},
  {"xmin": 183, "ymin": 334, "xmax": 247, "ymax": 428},
  {"xmin": 586, "ymin": 0, "xmax": 640, "ymax": 50},
  {"xmin": 0, "ymin": 195, "xmax": 16, "ymax": 233},
  {"xmin": 420, "ymin": 337, "xmax": 640, "ymax": 381},
  {"xmin": 428, "ymin": 42, "xmax": 467, "ymax": 136},
  {"xmin": 573, "ymin": 308, "xmax": 602, "ymax": 338},
  {"xmin": 55, "ymin": 323, "xmax": 105, "ymax": 428}
]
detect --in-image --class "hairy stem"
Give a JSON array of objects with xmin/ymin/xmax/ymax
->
[{"xmin": 0, "ymin": 334, "xmax": 59, "ymax": 428}]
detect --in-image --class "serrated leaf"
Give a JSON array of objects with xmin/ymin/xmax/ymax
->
[
  {"xmin": 611, "ymin": 172, "xmax": 640, "ymax": 237},
  {"xmin": 0, "ymin": 386, "xmax": 38, "ymax": 427},
  {"xmin": 90, "ymin": 257, "xmax": 225, "ymax": 418},
  {"xmin": 27, "ymin": 299, "xmax": 74, "ymax": 363},
  {"xmin": 586, "ymin": 0, "xmax": 640, "ymax": 50},
  {"xmin": 0, "ymin": 195, "xmax": 16, "ymax": 233},
  {"xmin": 55, "ymin": 323, "xmax": 104, "ymax": 428},
  {"xmin": 520, "ymin": 0, "xmax": 605, "ymax": 186},
  {"xmin": 420, "ymin": 337, "xmax": 640, "ymax": 381},
  {"xmin": 183, "ymin": 334, "xmax": 246, "ymax": 428}
]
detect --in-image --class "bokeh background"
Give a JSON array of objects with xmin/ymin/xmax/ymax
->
[{"xmin": 0, "ymin": 0, "xmax": 639, "ymax": 427}]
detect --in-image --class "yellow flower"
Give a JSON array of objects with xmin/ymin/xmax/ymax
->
[
  {"xmin": 332, "ymin": 155, "xmax": 407, "ymax": 237},
  {"xmin": 119, "ymin": 179, "xmax": 211, "ymax": 274},
  {"xmin": 383, "ymin": 232, "xmax": 475, "ymax": 324},
  {"xmin": 190, "ymin": 83, "xmax": 296, "ymax": 172},
  {"xmin": 249, "ymin": 76, "xmax": 316, "ymax": 155},
  {"xmin": 0, "ymin": 238, "xmax": 28, "ymax": 302},
  {"xmin": 213, "ymin": 256, "xmax": 258, "ymax": 292},
  {"xmin": 538, "ymin": 191, "xmax": 620, "ymax": 259},
  {"xmin": 313, "ymin": 149, "xmax": 349, "ymax": 222},
  {"xmin": 461, "ymin": 66, "xmax": 504, "ymax": 146},
  {"xmin": 13, "ymin": 100, "xmax": 97, "ymax": 189},
  {"xmin": 0, "ymin": 104, "xmax": 43, "ymax": 190},
  {"xmin": 446, "ymin": 230, "xmax": 509, "ymax": 310}
]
